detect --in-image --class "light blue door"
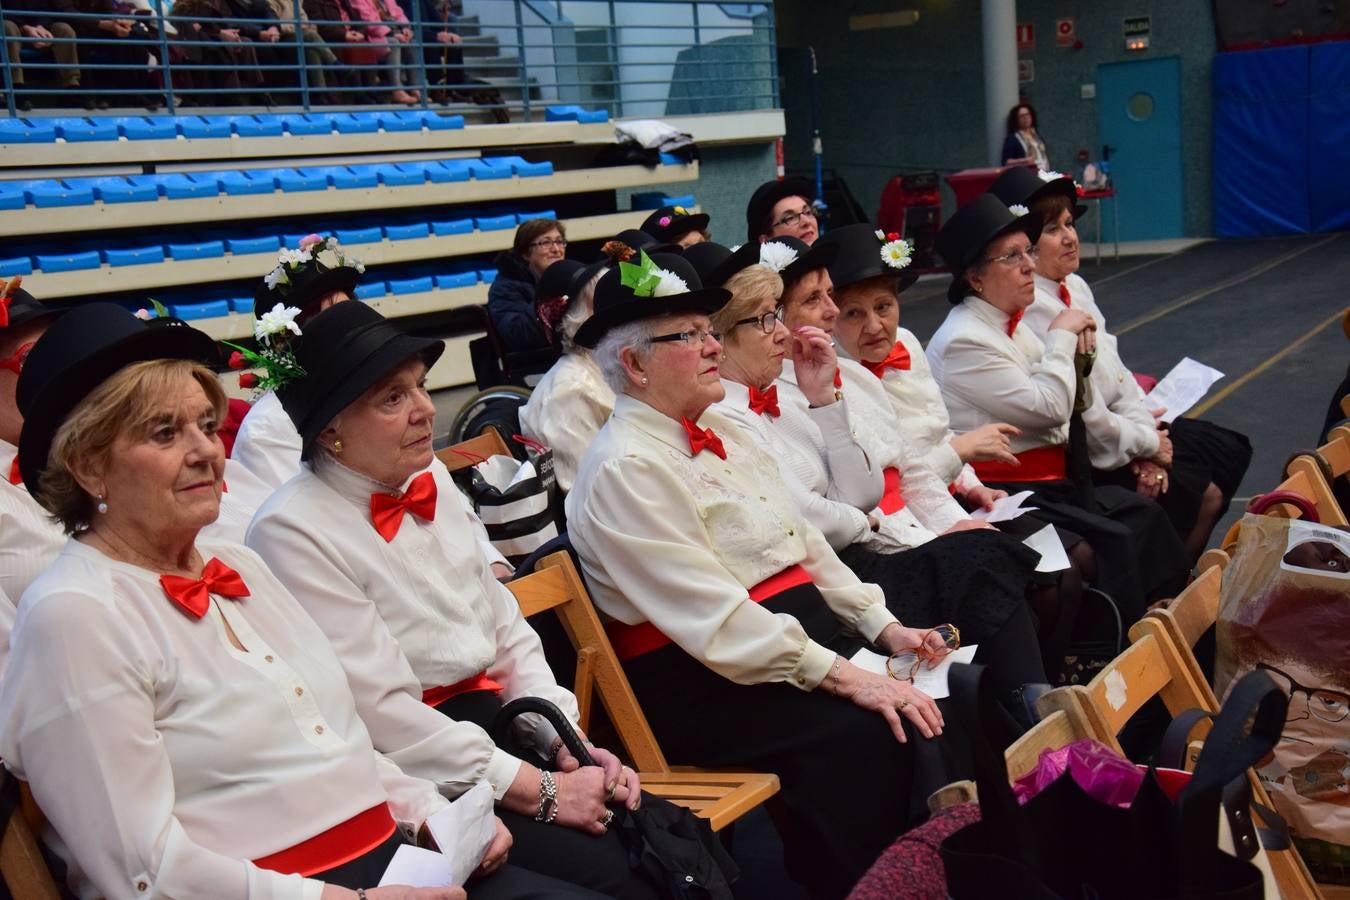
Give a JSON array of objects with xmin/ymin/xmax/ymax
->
[{"xmin": 1096, "ymin": 57, "xmax": 1184, "ymax": 240}]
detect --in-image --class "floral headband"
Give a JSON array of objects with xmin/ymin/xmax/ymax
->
[
  {"xmin": 619, "ymin": 250, "xmax": 689, "ymax": 297},
  {"xmin": 873, "ymin": 230, "xmax": 914, "ymax": 270},
  {"xmin": 263, "ymin": 234, "xmax": 366, "ymax": 294}
]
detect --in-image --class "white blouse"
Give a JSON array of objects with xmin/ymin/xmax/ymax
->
[
  {"xmin": 1024, "ymin": 274, "xmax": 1160, "ymax": 470},
  {"xmin": 840, "ymin": 329, "xmax": 982, "ymax": 493},
  {"xmin": 0, "ymin": 438, "xmax": 67, "ymax": 603},
  {"xmin": 519, "ymin": 352, "xmax": 615, "ymax": 492},
  {"xmin": 246, "ymin": 457, "xmax": 578, "ymax": 801},
  {"xmin": 566, "ymin": 394, "xmax": 897, "ymax": 691},
  {"xmin": 710, "ymin": 379, "xmax": 873, "ymax": 551},
  {"xmin": 0, "ymin": 539, "xmax": 446, "ymax": 900},
  {"xmin": 926, "ymin": 296, "xmax": 1079, "ymax": 453}
]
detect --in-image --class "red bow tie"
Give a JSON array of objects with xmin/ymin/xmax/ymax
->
[
  {"xmin": 1058, "ymin": 281, "xmax": 1072, "ymax": 307},
  {"xmin": 1006, "ymin": 310, "xmax": 1024, "ymax": 337},
  {"xmin": 747, "ymin": 384, "xmax": 780, "ymax": 418},
  {"xmin": 370, "ymin": 471, "xmax": 438, "ymax": 542},
  {"xmin": 7, "ymin": 458, "xmax": 19, "ymax": 487},
  {"xmin": 160, "ymin": 557, "xmax": 250, "ymax": 619},
  {"xmin": 861, "ymin": 341, "xmax": 911, "ymax": 378},
  {"xmin": 681, "ymin": 417, "xmax": 727, "ymax": 460},
  {"xmin": 833, "ymin": 368, "xmax": 843, "ymax": 388},
  {"xmin": 0, "ymin": 295, "xmax": 9, "ymax": 329}
]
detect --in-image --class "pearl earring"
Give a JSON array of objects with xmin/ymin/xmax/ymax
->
[
  {"xmin": 96, "ymin": 494, "xmax": 108, "ymax": 514},
  {"xmin": 640, "ymin": 376, "xmax": 649, "ymax": 385},
  {"xmin": 333, "ymin": 439, "xmax": 344, "ymax": 453}
]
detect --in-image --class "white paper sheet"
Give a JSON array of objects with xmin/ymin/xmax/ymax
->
[
  {"xmin": 1023, "ymin": 523, "xmax": 1072, "ymax": 573},
  {"xmin": 424, "ymin": 781, "xmax": 497, "ymax": 885},
  {"xmin": 849, "ymin": 644, "xmax": 978, "ymax": 700},
  {"xmin": 1143, "ymin": 357, "xmax": 1225, "ymax": 420},
  {"xmin": 969, "ymin": 489, "xmax": 1038, "ymax": 523},
  {"xmin": 378, "ymin": 845, "xmax": 458, "ymax": 888}
]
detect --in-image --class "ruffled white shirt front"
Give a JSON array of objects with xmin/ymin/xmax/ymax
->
[
  {"xmin": 566, "ymin": 394, "xmax": 896, "ymax": 691},
  {"xmin": 246, "ymin": 456, "xmax": 578, "ymax": 801},
  {"xmin": 0, "ymin": 539, "xmax": 447, "ymax": 900},
  {"xmin": 519, "ymin": 352, "xmax": 615, "ymax": 492}
]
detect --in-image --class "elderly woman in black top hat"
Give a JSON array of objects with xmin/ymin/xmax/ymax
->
[
  {"xmin": 638, "ymin": 205, "xmax": 710, "ymax": 248},
  {"xmin": 232, "ymin": 234, "xmax": 363, "ymax": 491},
  {"xmin": 245, "ymin": 303, "xmax": 651, "ymax": 898},
  {"xmin": 567, "ymin": 249, "xmax": 961, "ymax": 898},
  {"xmin": 745, "ymin": 176, "xmax": 819, "ymax": 245},
  {"xmin": 988, "ymin": 167, "xmax": 1252, "ymax": 560},
  {"xmin": 926, "ymin": 194, "xmax": 1191, "ymax": 621},
  {"xmin": 1, "ymin": 302, "xmax": 553, "ymax": 900}
]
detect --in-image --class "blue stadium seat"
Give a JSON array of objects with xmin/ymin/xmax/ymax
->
[
  {"xmin": 421, "ymin": 112, "xmax": 464, "ymax": 131},
  {"xmin": 434, "ymin": 271, "xmax": 478, "ymax": 289},
  {"xmin": 22, "ymin": 179, "xmax": 95, "ymax": 207},
  {"xmin": 489, "ymin": 155, "xmax": 553, "ymax": 177},
  {"xmin": 0, "ymin": 118, "xmax": 56, "ymax": 143},
  {"xmin": 372, "ymin": 163, "xmax": 425, "ymax": 187},
  {"xmin": 431, "ymin": 218, "xmax": 473, "ymax": 236},
  {"xmin": 658, "ymin": 153, "xmax": 686, "ymax": 166},
  {"xmin": 466, "ymin": 159, "xmax": 511, "ymax": 180},
  {"xmin": 103, "ymin": 244, "xmax": 166, "ymax": 267},
  {"xmin": 227, "ymin": 235, "xmax": 281, "ymax": 255},
  {"xmin": 179, "ymin": 116, "xmax": 234, "ymax": 139},
  {"xmin": 630, "ymin": 191, "xmax": 697, "ymax": 211},
  {"xmin": 333, "ymin": 165, "xmax": 383, "ymax": 189},
  {"xmin": 331, "ymin": 112, "xmax": 381, "ymax": 134},
  {"xmin": 36, "ymin": 250, "xmax": 101, "ymax": 272},
  {"xmin": 116, "ymin": 116, "xmax": 180, "ymax": 140},
  {"xmin": 159, "ymin": 173, "xmax": 220, "ymax": 199},
  {"xmin": 216, "ymin": 171, "xmax": 278, "ymax": 196},
  {"xmin": 230, "ymin": 115, "xmax": 286, "ymax": 137},
  {"xmin": 478, "ymin": 268, "xmax": 497, "ymax": 283},
  {"xmin": 0, "ymin": 184, "xmax": 27, "ymax": 211},
  {"xmin": 169, "ymin": 300, "xmax": 232, "ymax": 319},
  {"xmin": 474, "ymin": 214, "xmax": 516, "ymax": 231},
  {"xmin": 544, "ymin": 105, "xmax": 609, "ymax": 124},
  {"xmin": 387, "ymin": 275, "xmax": 434, "ymax": 295},
  {"xmin": 280, "ymin": 113, "xmax": 335, "ymax": 136},
  {"xmin": 377, "ymin": 110, "xmax": 425, "ymax": 133},
  {"xmin": 53, "ymin": 117, "xmax": 119, "ymax": 142},
  {"xmin": 516, "ymin": 210, "xmax": 556, "ymax": 224},
  {"xmin": 335, "ymin": 225, "xmax": 384, "ymax": 245},
  {"xmin": 0, "ymin": 257, "xmax": 34, "ymax": 276},
  {"xmin": 91, "ymin": 176, "xmax": 160, "ymax": 204},
  {"xmin": 423, "ymin": 160, "xmax": 472, "ymax": 183},
  {"xmin": 384, "ymin": 222, "xmax": 431, "ymax": 241},
  {"xmin": 229, "ymin": 297, "xmax": 255, "ymax": 313},
  {"xmin": 167, "ymin": 240, "xmax": 226, "ymax": 260},
  {"xmin": 254, "ymin": 167, "xmax": 328, "ymax": 193}
]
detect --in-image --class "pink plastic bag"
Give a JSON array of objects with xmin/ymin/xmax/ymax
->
[{"xmin": 1011, "ymin": 738, "xmax": 1143, "ymax": 808}]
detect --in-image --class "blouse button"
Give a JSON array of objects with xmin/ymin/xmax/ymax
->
[
  {"xmin": 787, "ymin": 529, "xmax": 795, "ymax": 537},
  {"xmin": 294, "ymin": 686, "xmax": 304, "ymax": 697},
  {"xmin": 314, "ymin": 724, "xmax": 325, "ymax": 735},
  {"xmin": 758, "ymin": 496, "xmax": 767, "ymax": 502},
  {"xmin": 264, "ymin": 655, "xmax": 274, "ymax": 663},
  {"xmin": 136, "ymin": 881, "xmax": 148, "ymax": 892}
]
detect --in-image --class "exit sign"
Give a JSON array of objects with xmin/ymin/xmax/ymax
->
[{"xmin": 1123, "ymin": 15, "xmax": 1151, "ymax": 50}]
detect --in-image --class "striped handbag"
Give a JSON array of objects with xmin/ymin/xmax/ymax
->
[{"xmin": 451, "ymin": 434, "xmax": 561, "ymax": 565}]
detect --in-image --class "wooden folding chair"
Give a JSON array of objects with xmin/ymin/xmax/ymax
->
[
  {"xmin": 1214, "ymin": 466, "xmax": 1345, "ymax": 552},
  {"xmin": 435, "ymin": 426, "xmax": 513, "ymax": 474},
  {"xmin": 0, "ymin": 778, "xmax": 60, "ymax": 899},
  {"xmin": 502, "ymin": 550, "xmax": 780, "ymax": 832},
  {"xmin": 1286, "ymin": 423, "xmax": 1350, "ymax": 523}
]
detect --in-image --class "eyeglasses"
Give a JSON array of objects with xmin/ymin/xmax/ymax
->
[
  {"xmin": 0, "ymin": 341, "xmax": 34, "ymax": 376},
  {"xmin": 649, "ymin": 327, "xmax": 721, "ymax": 349},
  {"xmin": 1256, "ymin": 662, "xmax": 1350, "ymax": 723},
  {"xmin": 985, "ymin": 245, "xmax": 1039, "ymax": 268},
  {"xmin": 772, "ymin": 206, "xmax": 817, "ymax": 229},
  {"xmin": 530, "ymin": 238, "xmax": 568, "ymax": 249},
  {"xmin": 885, "ymin": 624, "xmax": 961, "ymax": 683},
  {"xmin": 732, "ymin": 311, "xmax": 781, "ymax": 335}
]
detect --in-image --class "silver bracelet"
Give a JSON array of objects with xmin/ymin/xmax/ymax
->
[
  {"xmin": 828, "ymin": 656, "xmax": 843, "ymax": 695},
  {"xmin": 356, "ymin": 890, "xmax": 368, "ymax": 900},
  {"xmin": 535, "ymin": 769, "xmax": 559, "ymax": 824}
]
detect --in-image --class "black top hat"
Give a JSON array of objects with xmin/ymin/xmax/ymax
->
[
  {"xmin": 817, "ymin": 223, "xmax": 922, "ymax": 295},
  {"xmin": 744, "ymin": 176, "xmax": 814, "ymax": 244},
  {"xmin": 573, "ymin": 251, "xmax": 730, "ymax": 349},
  {"xmin": 277, "ymin": 302, "xmax": 445, "ymax": 461},
  {"xmin": 254, "ymin": 243, "xmax": 362, "ymax": 320},
  {"xmin": 936, "ymin": 194, "xmax": 1044, "ymax": 303},
  {"xmin": 15, "ymin": 302, "xmax": 220, "ymax": 497},
  {"xmin": 640, "ymin": 205, "xmax": 711, "ymax": 245},
  {"xmin": 988, "ymin": 167, "xmax": 1087, "ymax": 221},
  {"xmin": 772, "ymin": 235, "xmax": 838, "ymax": 288},
  {"xmin": 536, "ymin": 259, "xmax": 587, "ymax": 302},
  {"xmin": 611, "ymin": 229, "xmax": 660, "ymax": 252},
  {"xmin": 681, "ymin": 241, "xmax": 734, "ymax": 287}
]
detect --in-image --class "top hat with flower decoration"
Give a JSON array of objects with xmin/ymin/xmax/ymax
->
[
  {"xmin": 573, "ymin": 250, "xmax": 730, "ymax": 349},
  {"xmin": 253, "ymin": 234, "xmax": 365, "ymax": 321},
  {"xmin": 639, "ymin": 205, "xmax": 711, "ymax": 245},
  {"xmin": 936, "ymin": 194, "xmax": 1044, "ymax": 304},
  {"xmin": 988, "ymin": 167, "xmax": 1087, "ymax": 221},
  {"xmin": 816, "ymin": 223, "xmax": 921, "ymax": 295}
]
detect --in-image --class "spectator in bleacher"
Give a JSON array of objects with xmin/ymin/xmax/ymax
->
[
  {"xmin": 745, "ymin": 176, "xmax": 818, "ymax": 246},
  {"xmin": 926, "ymin": 195, "xmax": 1191, "ymax": 622},
  {"xmin": 42, "ymin": 0, "xmax": 165, "ymax": 107},
  {"xmin": 263, "ymin": 0, "xmax": 339, "ymax": 101},
  {"xmin": 170, "ymin": 0, "xmax": 267, "ymax": 104},
  {"xmin": 345, "ymin": 0, "xmax": 420, "ymax": 104},
  {"xmin": 520, "ymin": 252, "xmax": 616, "ymax": 492},
  {"xmin": 247, "ymin": 301, "xmax": 657, "ymax": 899},
  {"xmin": 298, "ymin": 0, "xmax": 366, "ymax": 102},
  {"xmin": 2, "ymin": 11, "xmax": 81, "ymax": 110},
  {"xmin": 0, "ymin": 281, "xmax": 67, "ymax": 605},
  {"xmin": 488, "ymin": 218, "xmax": 567, "ymax": 355},
  {"xmin": 638, "ymin": 205, "xmax": 709, "ymax": 249},
  {"xmin": 2, "ymin": 302, "xmax": 585, "ymax": 900},
  {"xmin": 568, "ymin": 251, "xmax": 958, "ymax": 899},
  {"xmin": 989, "ymin": 166, "xmax": 1252, "ymax": 561}
]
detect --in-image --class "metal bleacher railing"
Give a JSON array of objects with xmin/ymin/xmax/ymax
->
[{"xmin": 0, "ymin": 0, "xmax": 778, "ymax": 119}]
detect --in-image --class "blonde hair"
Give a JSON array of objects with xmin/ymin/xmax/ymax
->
[
  {"xmin": 42, "ymin": 359, "xmax": 226, "ymax": 534},
  {"xmin": 710, "ymin": 266, "xmax": 783, "ymax": 344}
]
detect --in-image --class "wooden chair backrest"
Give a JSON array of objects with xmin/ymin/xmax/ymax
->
[
  {"xmin": 435, "ymin": 427, "xmax": 512, "ymax": 474},
  {"xmin": 1003, "ymin": 701, "xmax": 1097, "ymax": 783},
  {"xmin": 503, "ymin": 551, "xmax": 670, "ymax": 773},
  {"xmin": 1272, "ymin": 468, "xmax": 1346, "ymax": 526},
  {"xmin": 1129, "ymin": 564, "xmax": 1224, "ymax": 712},
  {"xmin": 1318, "ymin": 425, "xmax": 1350, "ymax": 479}
]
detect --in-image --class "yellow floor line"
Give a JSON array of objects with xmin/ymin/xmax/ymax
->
[
  {"xmin": 1115, "ymin": 234, "xmax": 1341, "ymax": 336},
  {"xmin": 1190, "ymin": 309, "xmax": 1346, "ymax": 417}
]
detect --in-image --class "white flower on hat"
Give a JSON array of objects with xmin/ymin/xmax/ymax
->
[
  {"xmin": 728, "ymin": 243, "xmax": 743, "ymax": 253},
  {"xmin": 758, "ymin": 241, "xmax": 799, "ymax": 273},
  {"xmin": 874, "ymin": 229, "xmax": 886, "ymax": 241},
  {"xmin": 651, "ymin": 267, "xmax": 690, "ymax": 297},
  {"xmin": 255, "ymin": 303, "xmax": 303, "ymax": 341},
  {"xmin": 355, "ymin": 261, "xmax": 366, "ymax": 274},
  {"xmin": 315, "ymin": 248, "xmax": 341, "ymax": 270},
  {"xmin": 1008, "ymin": 204, "xmax": 1030, "ymax": 217},
  {"xmin": 263, "ymin": 266, "xmax": 286, "ymax": 290},
  {"xmin": 1037, "ymin": 169, "xmax": 1066, "ymax": 182},
  {"xmin": 880, "ymin": 238, "xmax": 914, "ymax": 270}
]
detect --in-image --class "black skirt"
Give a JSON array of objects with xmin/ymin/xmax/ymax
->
[
  {"xmin": 623, "ymin": 582, "xmax": 968, "ymax": 900},
  {"xmin": 1094, "ymin": 417, "xmax": 1252, "ymax": 539}
]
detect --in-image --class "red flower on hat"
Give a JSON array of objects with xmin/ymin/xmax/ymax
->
[
  {"xmin": 227, "ymin": 351, "xmax": 246, "ymax": 370},
  {"xmin": 238, "ymin": 373, "xmax": 259, "ymax": 389},
  {"xmin": 886, "ymin": 232, "xmax": 900, "ymax": 242},
  {"xmin": 1076, "ymin": 185, "xmax": 1086, "ymax": 197}
]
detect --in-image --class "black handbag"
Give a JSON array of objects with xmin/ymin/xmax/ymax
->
[
  {"xmin": 490, "ymin": 697, "xmax": 739, "ymax": 900},
  {"xmin": 940, "ymin": 664, "xmax": 1287, "ymax": 899}
]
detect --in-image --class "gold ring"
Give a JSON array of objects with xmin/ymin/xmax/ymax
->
[
  {"xmin": 1155, "ymin": 474, "xmax": 1164, "ymax": 483},
  {"xmin": 898, "ymin": 699, "xmax": 910, "ymax": 710},
  {"xmin": 601, "ymin": 810, "xmax": 614, "ymax": 828}
]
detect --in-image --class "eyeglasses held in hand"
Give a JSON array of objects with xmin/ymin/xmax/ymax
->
[
  {"xmin": 1256, "ymin": 662, "xmax": 1350, "ymax": 723},
  {"xmin": 885, "ymin": 624, "xmax": 961, "ymax": 683},
  {"xmin": 649, "ymin": 328, "xmax": 722, "ymax": 349},
  {"xmin": 0, "ymin": 341, "xmax": 34, "ymax": 376},
  {"xmin": 985, "ymin": 245, "xmax": 1039, "ymax": 268},
  {"xmin": 733, "ymin": 311, "xmax": 781, "ymax": 335},
  {"xmin": 531, "ymin": 238, "xmax": 568, "ymax": 249},
  {"xmin": 773, "ymin": 206, "xmax": 817, "ymax": 229}
]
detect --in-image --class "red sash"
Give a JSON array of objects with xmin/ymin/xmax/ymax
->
[
  {"xmin": 421, "ymin": 671, "xmax": 505, "ymax": 708},
  {"xmin": 878, "ymin": 467, "xmax": 907, "ymax": 514},
  {"xmin": 970, "ymin": 445, "xmax": 1067, "ymax": 483},
  {"xmin": 605, "ymin": 565, "xmax": 812, "ymax": 662},
  {"xmin": 253, "ymin": 804, "xmax": 397, "ymax": 877}
]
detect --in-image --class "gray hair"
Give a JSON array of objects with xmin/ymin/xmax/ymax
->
[
  {"xmin": 593, "ymin": 319, "xmax": 655, "ymax": 394},
  {"xmin": 559, "ymin": 269, "xmax": 606, "ymax": 355}
]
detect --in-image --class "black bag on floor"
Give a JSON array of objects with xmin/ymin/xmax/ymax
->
[{"xmin": 491, "ymin": 697, "xmax": 739, "ymax": 900}]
